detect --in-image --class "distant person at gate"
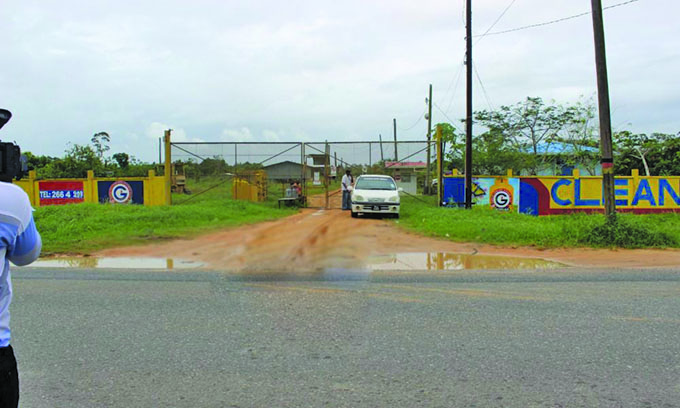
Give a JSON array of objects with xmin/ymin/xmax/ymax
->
[{"xmin": 342, "ymin": 169, "xmax": 353, "ymax": 211}]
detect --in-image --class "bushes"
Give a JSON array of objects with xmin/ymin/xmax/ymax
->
[{"xmin": 582, "ymin": 214, "xmax": 676, "ymax": 248}]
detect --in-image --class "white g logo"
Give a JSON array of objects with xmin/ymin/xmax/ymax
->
[
  {"xmin": 492, "ymin": 189, "xmax": 511, "ymax": 209},
  {"xmin": 109, "ymin": 181, "xmax": 132, "ymax": 204}
]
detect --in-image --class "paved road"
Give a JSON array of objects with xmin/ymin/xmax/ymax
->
[{"xmin": 10, "ymin": 267, "xmax": 680, "ymax": 407}]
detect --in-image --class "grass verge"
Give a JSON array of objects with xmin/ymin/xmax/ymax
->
[
  {"xmin": 35, "ymin": 178, "xmax": 297, "ymax": 254},
  {"xmin": 397, "ymin": 195, "xmax": 680, "ymax": 249}
]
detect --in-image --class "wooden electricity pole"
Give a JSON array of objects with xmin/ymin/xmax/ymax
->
[
  {"xmin": 426, "ymin": 84, "xmax": 433, "ymax": 195},
  {"xmin": 591, "ymin": 0, "xmax": 616, "ymax": 217},
  {"xmin": 464, "ymin": 0, "xmax": 473, "ymax": 209}
]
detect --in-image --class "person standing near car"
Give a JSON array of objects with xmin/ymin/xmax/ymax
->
[
  {"xmin": 341, "ymin": 169, "xmax": 353, "ymax": 210},
  {"xmin": 0, "ymin": 181, "xmax": 42, "ymax": 407}
]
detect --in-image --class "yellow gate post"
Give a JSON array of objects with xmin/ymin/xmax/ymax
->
[{"xmin": 164, "ymin": 129, "xmax": 172, "ymax": 206}]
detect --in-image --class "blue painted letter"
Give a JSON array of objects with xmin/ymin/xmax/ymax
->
[
  {"xmin": 632, "ymin": 179, "xmax": 656, "ymax": 206},
  {"xmin": 658, "ymin": 179, "xmax": 680, "ymax": 206},
  {"xmin": 615, "ymin": 179, "xmax": 629, "ymax": 206},
  {"xmin": 574, "ymin": 179, "xmax": 600, "ymax": 206},
  {"xmin": 551, "ymin": 179, "xmax": 572, "ymax": 206}
]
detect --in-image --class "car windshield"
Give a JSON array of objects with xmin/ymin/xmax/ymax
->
[{"xmin": 355, "ymin": 178, "xmax": 396, "ymax": 191}]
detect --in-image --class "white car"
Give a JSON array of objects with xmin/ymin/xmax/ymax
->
[{"xmin": 350, "ymin": 175, "xmax": 402, "ymax": 219}]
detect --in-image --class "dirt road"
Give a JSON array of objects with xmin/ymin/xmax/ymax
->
[{"xmin": 98, "ymin": 208, "xmax": 680, "ymax": 271}]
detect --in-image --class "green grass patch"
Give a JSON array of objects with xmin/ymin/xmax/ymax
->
[
  {"xmin": 35, "ymin": 178, "xmax": 297, "ymax": 254},
  {"xmin": 397, "ymin": 195, "xmax": 680, "ymax": 249}
]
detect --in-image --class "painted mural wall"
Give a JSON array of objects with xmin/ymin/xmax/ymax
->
[
  {"xmin": 13, "ymin": 170, "xmax": 167, "ymax": 207},
  {"xmin": 442, "ymin": 170, "xmax": 680, "ymax": 216}
]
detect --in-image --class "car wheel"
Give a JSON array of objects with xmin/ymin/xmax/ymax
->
[{"xmin": 351, "ymin": 211, "xmax": 358, "ymax": 218}]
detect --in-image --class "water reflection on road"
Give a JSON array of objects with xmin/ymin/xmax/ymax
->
[
  {"xmin": 27, "ymin": 257, "xmax": 204, "ymax": 270},
  {"xmin": 366, "ymin": 252, "xmax": 563, "ymax": 271}
]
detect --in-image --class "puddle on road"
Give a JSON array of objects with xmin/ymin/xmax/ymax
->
[
  {"xmin": 366, "ymin": 252, "xmax": 564, "ymax": 271},
  {"xmin": 23, "ymin": 253, "xmax": 562, "ymax": 274},
  {"xmin": 26, "ymin": 257, "xmax": 204, "ymax": 270}
]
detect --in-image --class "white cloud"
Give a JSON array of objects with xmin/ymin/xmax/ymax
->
[{"xmin": 146, "ymin": 122, "xmax": 203, "ymax": 143}]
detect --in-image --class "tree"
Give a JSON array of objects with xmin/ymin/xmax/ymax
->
[
  {"xmin": 198, "ymin": 157, "xmax": 229, "ymax": 176},
  {"xmin": 614, "ymin": 132, "xmax": 680, "ymax": 176},
  {"xmin": 553, "ymin": 97, "xmax": 600, "ymax": 175},
  {"xmin": 40, "ymin": 144, "xmax": 104, "ymax": 178},
  {"xmin": 434, "ymin": 122, "xmax": 464, "ymax": 171},
  {"xmin": 23, "ymin": 152, "xmax": 58, "ymax": 172},
  {"xmin": 91, "ymin": 132, "xmax": 111, "ymax": 159},
  {"xmin": 470, "ymin": 130, "xmax": 524, "ymax": 175},
  {"xmin": 475, "ymin": 97, "xmax": 571, "ymax": 175},
  {"xmin": 112, "ymin": 152, "xmax": 130, "ymax": 169}
]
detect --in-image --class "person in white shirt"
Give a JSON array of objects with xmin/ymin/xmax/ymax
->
[
  {"xmin": 341, "ymin": 169, "xmax": 353, "ymax": 210},
  {"xmin": 0, "ymin": 181, "xmax": 42, "ymax": 407}
]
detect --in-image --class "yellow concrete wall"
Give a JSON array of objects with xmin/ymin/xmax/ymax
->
[
  {"xmin": 13, "ymin": 170, "xmax": 168, "ymax": 207},
  {"xmin": 444, "ymin": 169, "xmax": 680, "ymax": 215}
]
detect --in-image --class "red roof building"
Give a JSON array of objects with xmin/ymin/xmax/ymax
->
[{"xmin": 384, "ymin": 161, "xmax": 427, "ymax": 168}]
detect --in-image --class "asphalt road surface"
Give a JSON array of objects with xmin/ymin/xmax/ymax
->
[{"xmin": 10, "ymin": 267, "xmax": 680, "ymax": 408}]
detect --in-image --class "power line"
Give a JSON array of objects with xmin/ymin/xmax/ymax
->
[
  {"xmin": 474, "ymin": 0, "xmax": 641, "ymax": 37},
  {"xmin": 433, "ymin": 101, "xmax": 463, "ymax": 133},
  {"xmin": 398, "ymin": 108, "xmax": 427, "ymax": 132},
  {"xmin": 475, "ymin": 0, "xmax": 518, "ymax": 45},
  {"xmin": 444, "ymin": 58, "xmax": 466, "ymax": 115},
  {"xmin": 473, "ymin": 63, "xmax": 494, "ymax": 111},
  {"xmin": 434, "ymin": 46, "xmax": 465, "ymax": 115}
]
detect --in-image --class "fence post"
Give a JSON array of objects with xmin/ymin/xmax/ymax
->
[
  {"xmin": 164, "ymin": 129, "xmax": 172, "ymax": 206},
  {"xmin": 86, "ymin": 170, "xmax": 95, "ymax": 204},
  {"xmin": 325, "ymin": 142, "xmax": 330, "ymax": 209},
  {"xmin": 145, "ymin": 170, "xmax": 156, "ymax": 206},
  {"xmin": 27, "ymin": 171, "xmax": 38, "ymax": 207},
  {"xmin": 301, "ymin": 143, "xmax": 307, "ymax": 204}
]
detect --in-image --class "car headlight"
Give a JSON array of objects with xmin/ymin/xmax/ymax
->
[
  {"xmin": 389, "ymin": 196, "xmax": 399, "ymax": 202},
  {"xmin": 353, "ymin": 195, "xmax": 364, "ymax": 202}
]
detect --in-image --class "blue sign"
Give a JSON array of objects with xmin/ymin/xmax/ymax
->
[{"xmin": 98, "ymin": 180, "xmax": 144, "ymax": 204}]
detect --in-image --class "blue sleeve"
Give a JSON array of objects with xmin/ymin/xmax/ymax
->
[{"xmin": 8, "ymin": 217, "xmax": 42, "ymax": 266}]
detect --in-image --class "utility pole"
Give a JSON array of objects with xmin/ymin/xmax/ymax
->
[
  {"xmin": 393, "ymin": 118, "xmax": 399, "ymax": 162},
  {"xmin": 426, "ymin": 84, "xmax": 433, "ymax": 195},
  {"xmin": 379, "ymin": 134, "xmax": 385, "ymax": 162},
  {"xmin": 591, "ymin": 0, "xmax": 616, "ymax": 217},
  {"xmin": 464, "ymin": 0, "xmax": 473, "ymax": 209}
]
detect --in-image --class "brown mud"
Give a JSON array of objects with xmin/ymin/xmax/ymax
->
[{"xmin": 97, "ymin": 208, "xmax": 680, "ymax": 271}]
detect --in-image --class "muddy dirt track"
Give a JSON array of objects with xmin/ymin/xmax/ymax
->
[{"xmin": 98, "ymin": 208, "xmax": 680, "ymax": 271}]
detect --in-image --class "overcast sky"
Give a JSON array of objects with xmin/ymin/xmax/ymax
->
[{"xmin": 1, "ymin": 0, "xmax": 677, "ymax": 162}]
